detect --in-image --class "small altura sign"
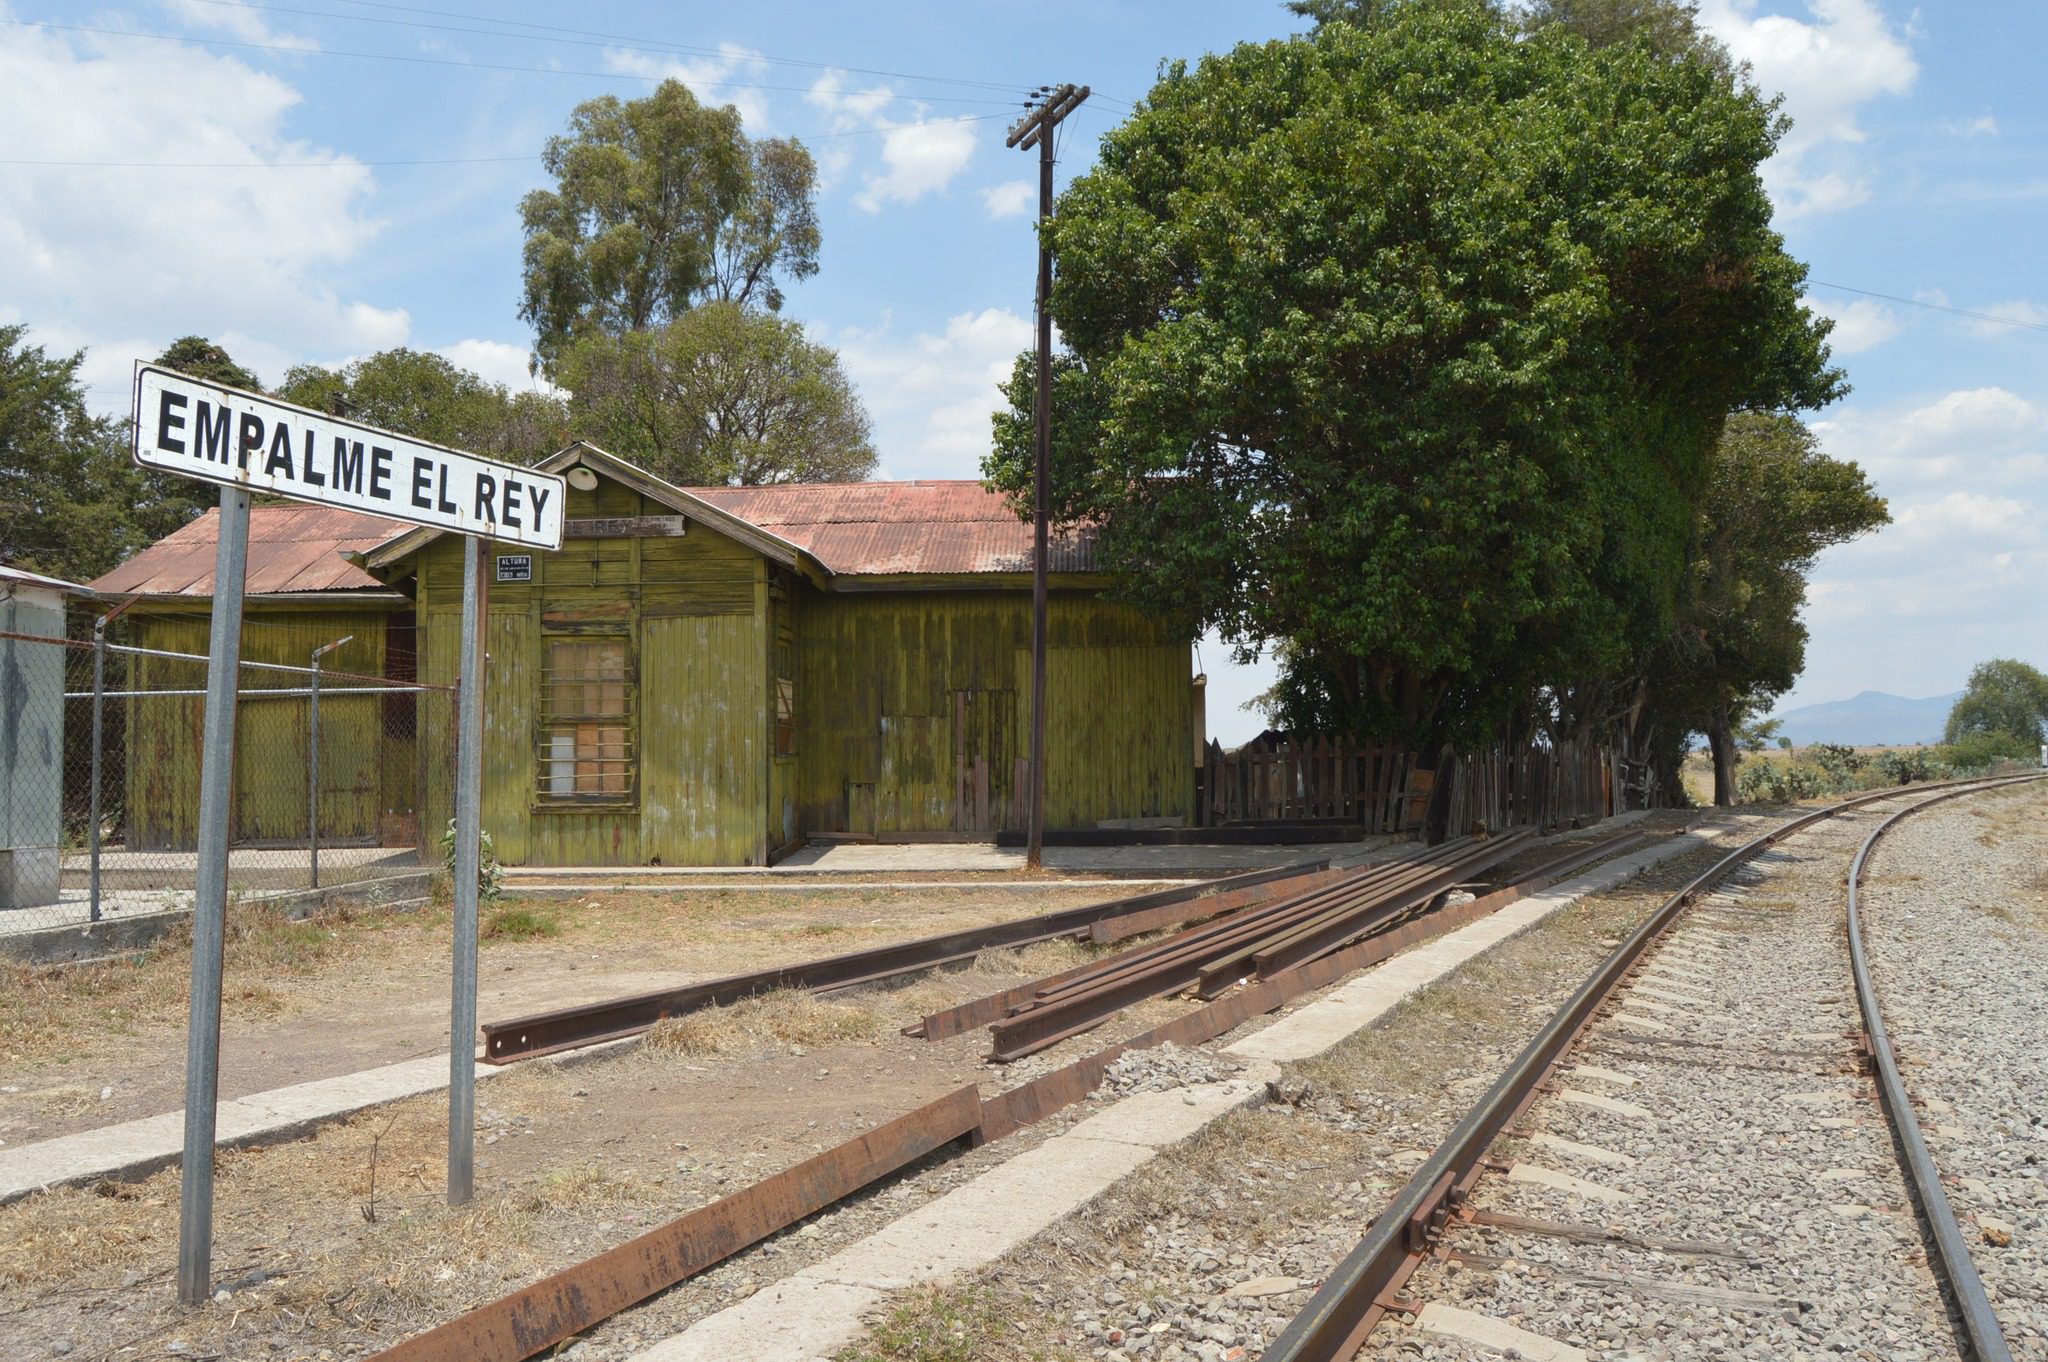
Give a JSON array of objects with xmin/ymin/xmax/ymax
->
[{"xmin": 132, "ymin": 362, "xmax": 566, "ymax": 550}]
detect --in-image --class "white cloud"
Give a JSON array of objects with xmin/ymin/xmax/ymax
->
[
  {"xmin": 1697, "ymin": 0, "xmax": 1918, "ymax": 217},
  {"xmin": 1810, "ymin": 386, "xmax": 2043, "ymax": 481},
  {"xmin": 601, "ymin": 43, "xmax": 772, "ymax": 131},
  {"xmin": 0, "ymin": 22, "xmax": 403, "ymax": 409},
  {"xmin": 1964, "ymin": 299, "xmax": 2048, "ymax": 338},
  {"xmin": 804, "ymin": 70, "xmax": 977, "ymax": 212},
  {"xmin": 854, "ymin": 116, "xmax": 977, "ymax": 212},
  {"xmin": 435, "ymin": 338, "xmax": 561, "ymax": 394},
  {"xmin": 157, "ymin": 0, "xmax": 317, "ymax": 50},
  {"xmin": 829, "ymin": 308, "xmax": 1032, "ymax": 477},
  {"xmin": 1803, "ymin": 293, "xmax": 1900, "ymax": 354},
  {"xmin": 1880, "ymin": 490, "xmax": 2036, "ymax": 549},
  {"xmin": 981, "ymin": 180, "xmax": 1036, "ymax": 220},
  {"xmin": 1935, "ymin": 113, "xmax": 1998, "ymax": 139}
]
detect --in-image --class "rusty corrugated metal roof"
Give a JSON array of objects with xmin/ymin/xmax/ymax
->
[
  {"xmin": 95, "ymin": 479, "xmax": 1096, "ymax": 596},
  {"xmin": 87, "ymin": 505, "xmax": 405, "ymax": 597},
  {"xmin": 687, "ymin": 481, "xmax": 1097, "ymax": 576}
]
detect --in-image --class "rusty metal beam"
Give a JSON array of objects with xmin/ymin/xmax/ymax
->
[
  {"xmin": 976, "ymin": 830, "xmax": 1643, "ymax": 1141},
  {"xmin": 480, "ymin": 861, "xmax": 1325, "ymax": 1062},
  {"xmin": 363, "ymin": 1086, "xmax": 983, "ymax": 1362}
]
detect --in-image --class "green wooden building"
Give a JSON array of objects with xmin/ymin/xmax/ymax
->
[
  {"xmin": 359, "ymin": 443, "xmax": 1198, "ymax": 866},
  {"xmin": 90, "ymin": 444, "xmax": 1199, "ymax": 866}
]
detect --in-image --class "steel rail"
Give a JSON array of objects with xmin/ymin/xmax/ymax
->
[
  {"xmin": 478, "ymin": 860, "xmax": 1328, "ymax": 1062},
  {"xmin": 1260, "ymin": 776, "xmax": 2037, "ymax": 1362},
  {"xmin": 1846, "ymin": 777, "xmax": 2046, "ymax": 1362}
]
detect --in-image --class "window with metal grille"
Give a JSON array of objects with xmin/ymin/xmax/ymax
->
[{"xmin": 539, "ymin": 638, "xmax": 635, "ymax": 803}]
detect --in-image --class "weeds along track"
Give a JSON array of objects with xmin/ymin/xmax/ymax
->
[{"xmin": 1271, "ymin": 776, "xmax": 2044, "ymax": 1362}]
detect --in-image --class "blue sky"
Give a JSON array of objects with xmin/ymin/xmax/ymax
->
[{"xmin": 3, "ymin": 0, "xmax": 2042, "ymax": 743}]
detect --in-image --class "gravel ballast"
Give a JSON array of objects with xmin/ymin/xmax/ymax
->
[{"xmin": 1856, "ymin": 781, "xmax": 2048, "ymax": 1360}]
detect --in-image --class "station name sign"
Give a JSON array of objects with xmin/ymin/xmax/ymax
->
[{"xmin": 133, "ymin": 362, "xmax": 565, "ymax": 550}]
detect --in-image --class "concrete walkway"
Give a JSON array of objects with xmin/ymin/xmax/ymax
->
[{"xmin": 509, "ymin": 836, "xmax": 1404, "ymax": 882}]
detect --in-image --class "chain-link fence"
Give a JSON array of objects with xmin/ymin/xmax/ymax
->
[{"xmin": 1, "ymin": 613, "xmax": 451, "ymax": 939}]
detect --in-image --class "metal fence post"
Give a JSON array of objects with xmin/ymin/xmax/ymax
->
[
  {"xmin": 448, "ymin": 536, "xmax": 483, "ymax": 1205},
  {"xmin": 306, "ymin": 634, "xmax": 353, "ymax": 891},
  {"xmin": 88, "ymin": 615, "xmax": 107, "ymax": 923},
  {"xmin": 308, "ymin": 649, "xmax": 319, "ymax": 890},
  {"xmin": 177, "ymin": 484, "xmax": 251, "ymax": 1307}
]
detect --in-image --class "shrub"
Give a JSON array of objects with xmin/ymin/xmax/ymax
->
[
  {"xmin": 439, "ymin": 819, "xmax": 505, "ymax": 903},
  {"xmin": 1807, "ymin": 743, "xmax": 1866, "ymax": 781}
]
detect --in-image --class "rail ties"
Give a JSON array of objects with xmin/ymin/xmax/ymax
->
[{"xmin": 1262, "ymin": 775, "xmax": 2043, "ymax": 1362}]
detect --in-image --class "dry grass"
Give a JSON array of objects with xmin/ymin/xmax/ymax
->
[
  {"xmin": 0, "ymin": 1174, "xmax": 180, "ymax": 1288},
  {"xmin": 640, "ymin": 937, "xmax": 1115, "ymax": 1059},
  {"xmin": 0, "ymin": 900, "xmax": 426, "ymax": 1066},
  {"xmin": 645, "ymin": 989, "xmax": 895, "ymax": 1058},
  {"xmin": 839, "ymin": 1282, "xmax": 1076, "ymax": 1362}
]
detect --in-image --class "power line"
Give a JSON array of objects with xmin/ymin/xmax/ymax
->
[
  {"xmin": 177, "ymin": 0, "xmax": 1032, "ymax": 97},
  {"xmin": 0, "ymin": 112, "xmax": 1012, "ymax": 170},
  {"xmin": 5, "ymin": 18, "xmax": 1026, "ymax": 105},
  {"xmin": 1810, "ymin": 280, "xmax": 2048, "ymax": 335}
]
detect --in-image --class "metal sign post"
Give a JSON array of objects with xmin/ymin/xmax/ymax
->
[
  {"xmin": 131, "ymin": 362, "xmax": 561, "ymax": 1301},
  {"xmin": 448, "ymin": 536, "xmax": 484, "ymax": 1205},
  {"xmin": 175, "ymin": 483, "xmax": 251, "ymax": 1308}
]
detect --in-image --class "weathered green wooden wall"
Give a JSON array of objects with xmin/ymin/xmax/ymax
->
[
  {"xmin": 414, "ymin": 476, "xmax": 771, "ymax": 866},
  {"xmin": 794, "ymin": 591, "xmax": 1193, "ymax": 835},
  {"xmin": 125, "ymin": 606, "xmax": 400, "ymax": 850}
]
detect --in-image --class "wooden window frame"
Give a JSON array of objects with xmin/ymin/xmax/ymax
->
[
  {"xmin": 536, "ymin": 633, "xmax": 638, "ymax": 809},
  {"xmin": 774, "ymin": 676, "xmax": 796, "ymax": 757}
]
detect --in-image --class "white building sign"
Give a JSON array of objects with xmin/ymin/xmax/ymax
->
[{"xmin": 132, "ymin": 362, "xmax": 565, "ymax": 551}]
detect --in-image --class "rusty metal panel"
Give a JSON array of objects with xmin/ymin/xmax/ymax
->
[
  {"xmin": 366, "ymin": 1085, "xmax": 983, "ymax": 1362},
  {"xmin": 88, "ymin": 504, "xmax": 405, "ymax": 597},
  {"xmin": 688, "ymin": 481, "xmax": 1099, "ymax": 576}
]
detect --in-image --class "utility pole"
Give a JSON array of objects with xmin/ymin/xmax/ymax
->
[{"xmin": 1007, "ymin": 81, "xmax": 1088, "ymax": 872}]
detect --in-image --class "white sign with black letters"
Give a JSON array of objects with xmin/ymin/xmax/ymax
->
[{"xmin": 132, "ymin": 362, "xmax": 566, "ymax": 551}]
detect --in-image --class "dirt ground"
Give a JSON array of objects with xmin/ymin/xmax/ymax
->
[
  {"xmin": 0, "ymin": 823, "xmax": 1698, "ymax": 1361},
  {"xmin": 0, "ymin": 880, "xmax": 1128, "ymax": 1145}
]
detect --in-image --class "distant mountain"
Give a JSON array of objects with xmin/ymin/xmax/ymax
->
[{"xmin": 1770, "ymin": 690, "xmax": 1962, "ymax": 748}]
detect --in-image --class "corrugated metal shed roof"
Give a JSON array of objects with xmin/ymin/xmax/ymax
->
[
  {"xmin": 0, "ymin": 563, "xmax": 93, "ymax": 595},
  {"xmin": 87, "ymin": 505, "xmax": 404, "ymax": 597},
  {"xmin": 93, "ymin": 478, "xmax": 1094, "ymax": 596},
  {"xmin": 687, "ymin": 481, "xmax": 1097, "ymax": 576}
]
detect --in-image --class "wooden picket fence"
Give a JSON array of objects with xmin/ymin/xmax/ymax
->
[{"xmin": 1196, "ymin": 736, "xmax": 1615, "ymax": 834}]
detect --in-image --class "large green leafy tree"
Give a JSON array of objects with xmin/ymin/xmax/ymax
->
[
  {"xmin": 155, "ymin": 335, "xmax": 262, "ymax": 392},
  {"xmin": 0, "ymin": 328, "xmax": 245, "ymax": 581},
  {"xmin": 275, "ymin": 348, "xmax": 569, "ymax": 465},
  {"xmin": 1944, "ymin": 658, "xmax": 2048, "ymax": 755},
  {"xmin": 561, "ymin": 302, "xmax": 875, "ymax": 486},
  {"xmin": 1648, "ymin": 413, "xmax": 1887, "ymax": 805},
  {"xmin": 0, "ymin": 327, "xmax": 140, "ymax": 581},
  {"xmin": 988, "ymin": 4, "xmax": 1840, "ymax": 759},
  {"xmin": 519, "ymin": 80, "xmax": 821, "ymax": 377}
]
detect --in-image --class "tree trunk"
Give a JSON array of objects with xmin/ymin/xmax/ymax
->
[{"xmin": 1707, "ymin": 709, "xmax": 1737, "ymax": 807}]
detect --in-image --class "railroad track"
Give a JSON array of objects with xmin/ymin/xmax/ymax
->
[{"xmin": 1265, "ymin": 775, "xmax": 2045, "ymax": 1362}]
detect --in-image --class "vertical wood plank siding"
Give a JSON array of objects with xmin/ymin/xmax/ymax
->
[
  {"xmin": 415, "ymin": 479, "xmax": 768, "ymax": 866},
  {"xmin": 796, "ymin": 592, "xmax": 1192, "ymax": 835},
  {"xmin": 125, "ymin": 608, "xmax": 398, "ymax": 850},
  {"xmin": 411, "ymin": 471, "xmax": 1196, "ymax": 862}
]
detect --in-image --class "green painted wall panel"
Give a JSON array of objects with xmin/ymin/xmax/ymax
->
[
  {"xmin": 795, "ymin": 591, "xmax": 1192, "ymax": 835},
  {"xmin": 125, "ymin": 607, "xmax": 400, "ymax": 851},
  {"xmin": 412, "ymin": 479, "xmax": 768, "ymax": 866}
]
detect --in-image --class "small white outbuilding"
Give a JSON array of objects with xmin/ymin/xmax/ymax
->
[{"xmin": 1, "ymin": 563, "xmax": 91, "ymax": 910}]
